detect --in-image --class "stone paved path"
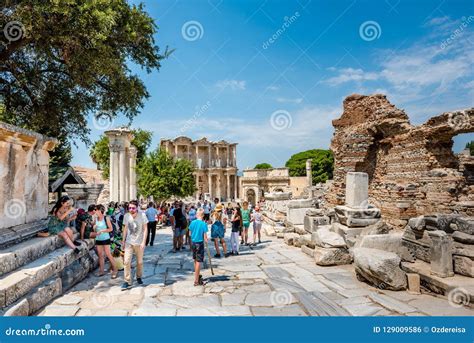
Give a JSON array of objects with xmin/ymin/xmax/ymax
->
[{"xmin": 38, "ymin": 224, "xmax": 474, "ymax": 316}]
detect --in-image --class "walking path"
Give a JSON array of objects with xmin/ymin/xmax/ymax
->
[{"xmin": 38, "ymin": 224, "xmax": 474, "ymax": 316}]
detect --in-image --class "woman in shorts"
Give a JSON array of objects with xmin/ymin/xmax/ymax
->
[
  {"xmin": 211, "ymin": 204, "xmax": 228, "ymax": 258},
  {"xmin": 93, "ymin": 204, "xmax": 118, "ymax": 278}
]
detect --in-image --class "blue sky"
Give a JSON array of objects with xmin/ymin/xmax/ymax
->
[{"xmin": 72, "ymin": 0, "xmax": 474, "ymax": 170}]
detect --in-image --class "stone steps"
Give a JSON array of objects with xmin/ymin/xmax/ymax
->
[
  {"xmin": 401, "ymin": 260, "xmax": 474, "ymax": 304},
  {"xmin": 0, "ymin": 235, "xmax": 66, "ymax": 277},
  {"xmin": 1, "ymin": 238, "xmax": 98, "ymax": 315},
  {"xmin": 0, "ymin": 219, "xmax": 47, "ymax": 250}
]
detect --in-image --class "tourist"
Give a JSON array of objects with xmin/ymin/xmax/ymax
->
[
  {"xmin": 145, "ymin": 202, "xmax": 159, "ymax": 246},
  {"xmin": 188, "ymin": 208, "xmax": 208, "ymax": 286},
  {"xmin": 252, "ymin": 206, "xmax": 263, "ymax": 245},
  {"xmin": 93, "ymin": 204, "xmax": 118, "ymax": 279},
  {"xmin": 121, "ymin": 200, "xmax": 148, "ymax": 290},
  {"xmin": 226, "ymin": 202, "xmax": 233, "ymax": 221},
  {"xmin": 211, "ymin": 204, "xmax": 228, "ymax": 258},
  {"xmin": 230, "ymin": 207, "xmax": 242, "ymax": 255},
  {"xmin": 184, "ymin": 204, "xmax": 192, "ymax": 248},
  {"xmin": 78, "ymin": 204, "xmax": 97, "ymax": 240},
  {"xmin": 203, "ymin": 200, "xmax": 210, "ymax": 221},
  {"xmin": 171, "ymin": 201, "xmax": 187, "ymax": 252},
  {"xmin": 43, "ymin": 196, "xmax": 81, "ymax": 253},
  {"xmin": 241, "ymin": 201, "xmax": 251, "ymax": 245}
]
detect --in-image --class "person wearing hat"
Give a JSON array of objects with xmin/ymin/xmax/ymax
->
[{"xmin": 211, "ymin": 203, "xmax": 228, "ymax": 258}]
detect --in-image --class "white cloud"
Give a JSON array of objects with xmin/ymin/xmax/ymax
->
[
  {"xmin": 215, "ymin": 79, "xmax": 246, "ymax": 91},
  {"xmin": 324, "ymin": 68, "xmax": 379, "ymax": 86},
  {"xmin": 276, "ymin": 97, "xmax": 303, "ymax": 104}
]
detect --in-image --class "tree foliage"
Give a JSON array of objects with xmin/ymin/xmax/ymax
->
[
  {"xmin": 0, "ymin": 0, "xmax": 169, "ymax": 166},
  {"xmin": 466, "ymin": 141, "xmax": 474, "ymax": 155},
  {"xmin": 89, "ymin": 128, "xmax": 152, "ymax": 178},
  {"xmin": 137, "ymin": 149, "xmax": 196, "ymax": 201},
  {"xmin": 254, "ymin": 163, "xmax": 273, "ymax": 169},
  {"xmin": 285, "ymin": 149, "xmax": 334, "ymax": 184}
]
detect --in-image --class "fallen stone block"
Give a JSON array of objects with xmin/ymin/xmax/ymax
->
[
  {"xmin": 264, "ymin": 225, "xmax": 276, "ymax": 237},
  {"xmin": 427, "ymin": 230, "xmax": 453, "ymax": 278},
  {"xmin": 453, "ymin": 255, "xmax": 474, "ymax": 277},
  {"xmin": 407, "ymin": 273, "xmax": 421, "ymax": 294},
  {"xmin": 452, "ymin": 231, "xmax": 474, "ymax": 244},
  {"xmin": 353, "ymin": 247, "xmax": 407, "ymax": 290},
  {"xmin": 453, "ymin": 217, "xmax": 474, "ymax": 235},
  {"xmin": 301, "ymin": 245, "xmax": 315, "ymax": 257},
  {"xmin": 357, "ymin": 232, "xmax": 415, "ymax": 262},
  {"xmin": 313, "ymin": 246, "xmax": 352, "ymax": 266},
  {"xmin": 312, "ymin": 226, "xmax": 346, "ymax": 248},
  {"xmin": 284, "ymin": 233, "xmax": 300, "ymax": 246},
  {"xmin": 300, "ymin": 234, "xmax": 315, "ymax": 249}
]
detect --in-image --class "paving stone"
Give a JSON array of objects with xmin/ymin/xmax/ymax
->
[
  {"xmin": 368, "ymin": 293, "xmax": 418, "ymax": 314},
  {"xmin": 295, "ymin": 292, "xmax": 350, "ymax": 316},
  {"xmin": 131, "ymin": 307, "xmax": 176, "ymax": 316},
  {"xmin": 39, "ymin": 305, "xmax": 80, "ymax": 316},
  {"xmin": 236, "ymin": 271, "xmax": 267, "ymax": 279},
  {"xmin": 408, "ymin": 295, "xmax": 474, "ymax": 316},
  {"xmin": 93, "ymin": 309, "xmax": 129, "ymax": 316},
  {"xmin": 251, "ymin": 304, "xmax": 307, "ymax": 316},
  {"xmin": 245, "ymin": 291, "xmax": 297, "ymax": 307},
  {"xmin": 266, "ymin": 277, "xmax": 305, "ymax": 293},
  {"xmin": 159, "ymin": 294, "xmax": 220, "ymax": 308},
  {"xmin": 335, "ymin": 296, "xmax": 372, "ymax": 306},
  {"xmin": 54, "ymin": 294, "xmax": 83, "ymax": 306},
  {"xmin": 221, "ymin": 292, "xmax": 247, "ymax": 306},
  {"xmin": 261, "ymin": 266, "xmax": 291, "ymax": 278},
  {"xmin": 292, "ymin": 276, "xmax": 331, "ymax": 292},
  {"xmin": 171, "ymin": 281, "xmax": 204, "ymax": 296},
  {"xmin": 176, "ymin": 308, "xmax": 217, "ymax": 316},
  {"xmin": 207, "ymin": 305, "xmax": 252, "ymax": 316},
  {"xmin": 343, "ymin": 303, "xmax": 386, "ymax": 316}
]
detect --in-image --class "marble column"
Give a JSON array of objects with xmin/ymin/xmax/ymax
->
[
  {"xmin": 226, "ymin": 173, "xmax": 231, "ymax": 201},
  {"xmin": 129, "ymin": 146, "xmax": 137, "ymax": 200},
  {"xmin": 208, "ymin": 146, "xmax": 212, "ymax": 168},
  {"xmin": 216, "ymin": 146, "xmax": 220, "ymax": 167},
  {"xmin": 217, "ymin": 173, "xmax": 222, "ymax": 200},
  {"xmin": 227, "ymin": 147, "xmax": 230, "ymax": 167},
  {"xmin": 109, "ymin": 146, "xmax": 118, "ymax": 201},
  {"xmin": 195, "ymin": 172, "xmax": 200, "ymax": 200},
  {"xmin": 208, "ymin": 173, "xmax": 213, "ymax": 198},
  {"xmin": 195, "ymin": 145, "xmax": 199, "ymax": 167},
  {"xmin": 119, "ymin": 148, "xmax": 127, "ymax": 202},
  {"xmin": 174, "ymin": 144, "xmax": 178, "ymax": 158},
  {"xmin": 306, "ymin": 159, "xmax": 312, "ymax": 187},
  {"xmin": 234, "ymin": 175, "xmax": 238, "ymax": 200},
  {"xmin": 112, "ymin": 148, "xmax": 120, "ymax": 202}
]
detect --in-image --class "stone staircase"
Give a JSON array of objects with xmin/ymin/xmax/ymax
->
[{"xmin": 0, "ymin": 232, "xmax": 98, "ymax": 316}]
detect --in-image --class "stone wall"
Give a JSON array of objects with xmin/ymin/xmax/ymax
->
[
  {"xmin": 0, "ymin": 122, "xmax": 57, "ymax": 230},
  {"xmin": 325, "ymin": 94, "xmax": 473, "ymax": 227}
]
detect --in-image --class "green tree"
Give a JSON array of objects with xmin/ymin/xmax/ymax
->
[
  {"xmin": 137, "ymin": 149, "xmax": 196, "ymax": 201},
  {"xmin": 0, "ymin": 0, "xmax": 170, "ymax": 166},
  {"xmin": 466, "ymin": 141, "xmax": 474, "ymax": 155},
  {"xmin": 254, "ymin": 163, "xmax": 273, "ymax": 169},
  {"xmin": 285, "ymin": 149, "xmax": 334, "ymax": 184},
  {"xmin": 90, "ymin": 128, "xmax": 152, "ymax": 178}
]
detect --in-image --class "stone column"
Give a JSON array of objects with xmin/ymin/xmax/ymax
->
[
  {"xmin": 427, "ymin": 230, "xmax": 454, "ymax": 278},
  {"xmin": 345, "ymin": 172, "xmax": 368, "ymax": 208},
  {"xmin": 226, "ymin": 173, "xmax": 231, "ymax": 201},
  {"xmin": 195, "ymin": 172, "xmax": 200, "ymax": 200},
  {"xmin": 174, "ymin": 144, "xmax": 178, "ymax": 158},
  {"xmin": 306, "ymin": 159, "xmax": 312, "ymax": 187},
  {"xmin": 109, "ymin": 146, "xmax": 118, "ymax": 202},
  {"xmin": 217, "ymin": 173, "xmax": 222, "ymax": 200},
  {"xmin": 208, "ymin": 146, "xmax": 212, "ymax": 168},
  {"xmin": 208, "ymin": 173, "xmax": 213, "ymax": 198},
  {"xmin": 129, "ymin": 146, "xmax": 137, "ymax": 200},
  {"xmin": 227, "ymin": 147, "xmax": 230, "ymax": 167},
  {"xmin": 234, "ymin": 175, "xmax": 238, "ymax": 200},
  {"xmin": 216, "ymin": 146, "xmax": 220, "ymax": 167},
  {"xmin": 195, "ymin": 145, "xmax": 199, "ymax": 167},
  {"xmin": 119, "ymin": 148, "xmax": 127, "ymax": 202},
  {"xmin": 233, "ymin": 146, "xmax": 237, "ymax": 167}
]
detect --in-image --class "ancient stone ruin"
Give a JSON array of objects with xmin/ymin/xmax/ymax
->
[
  {"xmin": 0, "ymin": 122, "xmax": 99, "ymax": 316},
  {"xmin": 263, "ymin": 94, "xmax": 474, "ymax": 304}
]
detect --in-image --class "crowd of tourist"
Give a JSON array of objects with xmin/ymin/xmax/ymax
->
[{"xmin": 39, "ymin": 195, "xmax": 265, "ymax": 289}]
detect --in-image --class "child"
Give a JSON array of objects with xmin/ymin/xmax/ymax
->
[
  {"xmin": 252, "ymin": 206, "xmax": 263, "ymax": 245},
  {"xmin": 230, "ymin": 207, "xmax": 242, "ymax": 255},
  {"xmin": 241, "ymin": 201, "xmax": 251, "ymax": 245},
  {"xmin": 211, "ymin": 204, "xmax": 228, "ymax": 258},
  {"xmin": 188, "ymin": 208, "xmax": 208, "ymax": 286}
]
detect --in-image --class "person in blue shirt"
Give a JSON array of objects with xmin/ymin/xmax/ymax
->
[
  {"xmin": 145, "ymin": 202, "xmax": 159, "ymax": 246},
  {"xmin": 188, "ymin": 208, "xmax": 208, "ymax": 286}
]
